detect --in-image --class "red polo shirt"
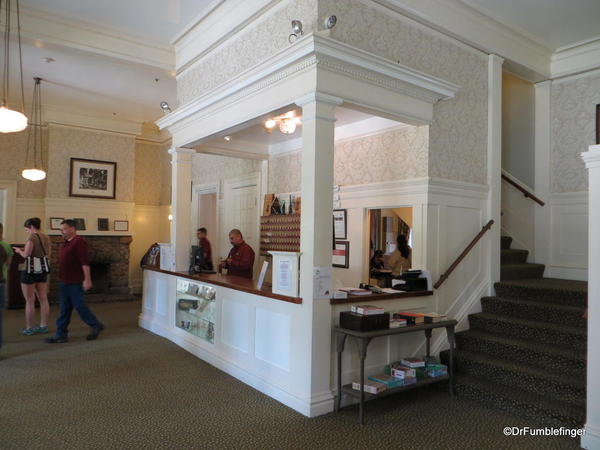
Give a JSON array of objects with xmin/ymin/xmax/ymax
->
[
  {"xmin": 226, "ymin": 241, "xmax": 255, "ymax": 279},
  {"xmin": 199, "ymin": 237, "xmax": 212, "ymax": 264},
  {"xmin": 59, "ymin": 235, "xmax": 90, "ymax": 284}
]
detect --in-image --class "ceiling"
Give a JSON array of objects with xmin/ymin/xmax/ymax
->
[{"xmin": 460, "ymin": 0, "xmax": 600, "ymax": 50}]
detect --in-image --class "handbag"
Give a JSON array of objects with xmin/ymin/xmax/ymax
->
[{"xmin": 25, "ymin": 234, "xmax": 51, "ymax": 274}]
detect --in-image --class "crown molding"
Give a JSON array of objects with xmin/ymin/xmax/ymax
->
[
  {"xmin": 368, "ymin": 0, "xmax": 551, "ymax": 79},
  {"xmin": 158, "ymin": 33, "xmax": 459, "ymax": 133},
  {"xmin": 196, "ymin": 145, "xmax": 268, "ymax": 161},
  {"xmin": 551, "ymin": 36, "xmax": 600, "ymax": 79},
  {"xmin": 17, "ymin": 4, "xmax": 174, "ymax": 70}
]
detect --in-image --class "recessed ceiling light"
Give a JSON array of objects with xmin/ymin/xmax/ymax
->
[
  {"xmin": 43, "ymin": 57, "xmax": 55, "ymax": 63},
  {"xmin": 154, "ymin": 77, "xmax": 160, "ymax": 82},
  {"xmin": 224, "ymin": 136, "xmax": 231, "ymax": 141}
]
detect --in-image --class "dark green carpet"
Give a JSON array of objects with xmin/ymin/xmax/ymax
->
[{"xmin": 1, "ymin": 302, "xmax": 579, "ymax": 450}]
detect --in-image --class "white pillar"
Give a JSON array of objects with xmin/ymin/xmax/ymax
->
[
  {"xmin": 169, "ymin": 147, "xmax": 196, "ymax": 271},
  {"xmin": 534, "ymin": 81, "xmax": 551, "ymax": 266},
  {"xmin": 296, "ymin": 92, "xmax": 341, "ymax": 416},
  {"xmin": 582, "ymin": 144, "xmax": 600, "ymax": 449},
  {"xmin": 487, "ymin": 54, "xmax": 503, "ymax": 291}
]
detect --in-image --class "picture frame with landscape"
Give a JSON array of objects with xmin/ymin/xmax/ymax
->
[{"xmin": 69, "ymin": 158, "xmax": 116, "ymax": 199}]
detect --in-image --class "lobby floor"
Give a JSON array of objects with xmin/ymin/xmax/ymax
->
[{"xmin": 1, "ymin": 301, "xmax": 580, "ymax": 450}]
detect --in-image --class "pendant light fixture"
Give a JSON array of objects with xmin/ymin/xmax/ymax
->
[
  {"xmin": 0, "ymin": 0, "xmax": 28, "ymax": 133},
  {"xmin": 22, "ymin": 77, "xmax": 45, "ymax": 181}
]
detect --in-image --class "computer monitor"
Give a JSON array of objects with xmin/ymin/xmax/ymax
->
[{"xmin": 189, "ymin": 245, "xmax": 215, "ymax": 273}]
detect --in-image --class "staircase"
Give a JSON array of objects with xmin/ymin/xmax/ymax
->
[{"xmin": 441, "ymin": 235, "xmax": 587, "ymax": 427}]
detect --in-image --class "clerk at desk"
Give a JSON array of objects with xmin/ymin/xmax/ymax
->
[
  {"xmin": 219, "ymin": 229, "xmax": 255, "ymax": 279},
  {"xmin": 196, "ymin": 227, "xmax": 213, "ymax": 270}
]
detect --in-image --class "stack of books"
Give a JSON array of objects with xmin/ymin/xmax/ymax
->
[
  {"xmin": 350, "ymin": 304, "xmax": 385, "ymax": 315},
  {"xmin": 389, "ymin": 318, "xmax": 407, "ymax": 328},
  {"xmin": 393, "ymin": 311, "xmax": 449, "ymax": 324},
  {"xmin": 352, "ymin": 380, "xmax": 386, "ymax": 394},
  {"xmin": 367, "ymin": 373, "xmax": 404, "ymax": 389},
  {"xmin": 400, "ymin": 357, "xmax": 426, "ymax": 368}
]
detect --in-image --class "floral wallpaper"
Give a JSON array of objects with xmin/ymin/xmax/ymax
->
[
  {"xmin": 135, "ymin": 141, "xmax": 172, "ymax": 206},
  {"xmin": 0, "ymin": 128, "xmax": 48, "ymax": 198},
  {"xmin": 192, "ymin": 153, "xmax": 262, "ymax": 191},
  {"xmin": 177, "ymin": 0, "xmax": 319, "ymax": 105},
  {"xmin": 46, "ymin": 125, "xmax": 135, "ymax": 201},
  {"xmin": 322, "ymin": 0, "xmax": 488, "ymax": 185},
  {"xmin": 551, "ymin": 73, "xmax": 600, "ymax": 193},
  {"xmin": 268, "ymin": 125, "xmax": 429, "ymax": 194}
]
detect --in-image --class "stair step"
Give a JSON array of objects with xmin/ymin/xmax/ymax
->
[
  {"xmin": 454, "ymin": 330, "xmax": 586, "ymax": 377},
  {"xmin": 448, "ymin": 373, "xmax": 584, "ymax": 428},
  {"xmin": 481, "ymin": 296, "xmax": 586, "ymax": 328},
  {"xmin": 501, "ymin": 235, "xmax": 513, "ymax": 250},
  {"xmin": 495, "ymin": 278, "xmax": 588, "ymax": 308},
  {"xmin": 501, "ymin": 248, "xmax": 529, "ymax": 264},
  {"xmin": 500, "ymin": 263, "xmax": 545, "ymax": 281},
  {"xmin": 443, "ymin": 350, "xmax": 585, "ymax": 407},
  {"xmin": 468, "ymin": 312, "xmax": 586, "ymax": 351}
]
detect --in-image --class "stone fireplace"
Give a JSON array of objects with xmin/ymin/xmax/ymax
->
[{"xmin": 49, "ymin": 235, "xmax": 133, "ymax": 301}]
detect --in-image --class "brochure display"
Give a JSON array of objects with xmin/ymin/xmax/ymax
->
[
  {"xmin": 268, "ymin": 251, "xmax": 301, "ymax": 297},
  {"xmin": 175, "ymin": 278, "xmax": 216, "ymax": 344}
]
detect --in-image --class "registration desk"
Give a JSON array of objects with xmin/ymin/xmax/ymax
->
[{"xmin": 141, "ymin": 265, "xmax": 436, "ymax": 417}]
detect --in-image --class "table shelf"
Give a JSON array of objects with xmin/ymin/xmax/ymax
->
[{"xmin": 341, "ymin": 375, "xmax": 449, "ymax": 402}]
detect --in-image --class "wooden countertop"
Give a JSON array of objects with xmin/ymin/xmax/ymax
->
[
  {"xmin": 142, "ymin": 266, "xmax": 302, "ymax": 304},
  {"xmin": 330, "ymin": 290, "xmax": 433, "ymax": 304}
]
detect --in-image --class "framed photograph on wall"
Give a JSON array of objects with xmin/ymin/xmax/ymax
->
[
  {"xmin": 69, "ymin": 158, "xmax": 116, "ymax": 199},
  {"xmin": 97, "ymin": 218, "xmax": 109, "ymax": 231},
  {"xmin": 332, "ymin": 241, "xmax": 349, "ymax": 268},
  {"xmin": 73, "ymin": 218, "xmax": 86, "ymax": 231},
  {"xmin": 49, "ymin": 217, "xmax": 63, "ymax": 230},
  {"xmin": 333, "ymin": 209, "xmax": 347, "ymax": 240},
  {"xmin": 114, "ymin": 220, "xmax": 129, "ymax": 232}
]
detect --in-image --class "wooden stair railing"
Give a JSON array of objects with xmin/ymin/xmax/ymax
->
[
  {"xmin": 501, "ymin": 174, "xmax": 545, "ymax": 206},
  {"xmin": 434, "ymin": 219, "xmax": 494, "ymax": 290}
]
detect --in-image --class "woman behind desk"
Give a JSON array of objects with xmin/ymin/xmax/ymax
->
[{"xmin": 388, "ymin": 234, "xmax": 412, "ymax": 277}]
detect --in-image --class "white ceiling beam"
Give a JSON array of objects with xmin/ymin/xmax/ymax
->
[
  {"xmin": 18, "ymin": 5, "xmax": 174, "ymax": 70},
  {"xmin": 552, "ymin": 36, "xmax": 600, "ymax": 79}
]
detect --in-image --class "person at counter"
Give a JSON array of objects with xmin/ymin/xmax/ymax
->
[
  {"xmin": 388, "ymin": 234, "xmax": 412, "ymax": 277},
  {"xmin": 196, "ymin": 227, "xmax": 213, "ymax": 270},
  {"xmin": 218, "ymin": 229, "xmax": 255, "ymax": 279}
]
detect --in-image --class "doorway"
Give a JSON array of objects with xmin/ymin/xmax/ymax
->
[{"xmin": 192, "ymin": 184, "xmax": 219, "ymax": 265}]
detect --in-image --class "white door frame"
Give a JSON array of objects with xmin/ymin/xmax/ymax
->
[
  {"xmin": 0, "ymin": 180, "xmax": 17, "ymax": 243},
  {"xmin": 191, "ymin": 182, "xmax": 220, "ymax": 259}
]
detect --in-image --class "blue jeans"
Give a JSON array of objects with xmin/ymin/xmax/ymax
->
[
  {"xmin": 56, "ymin": 283, "xmax": 102, "ymax": 338},
  {"xmin": 0, "ymin": 282, "xmax": 5, "ymax": 349}
]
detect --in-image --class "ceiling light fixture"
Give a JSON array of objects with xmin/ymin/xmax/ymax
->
[
  {"xmin": 0, "ymin": 0, "xmax": 28, "ymax": 133},
  {"xmin": 160, "ymin": 101, "xmax": 171, "ymax": 113},
  {"xmin": 22, "ymin": 77, "xmax": 46, "ymax": 181},
  {"xmin": 264, "ymin": 110, "xmax": 302, "ymax": 135},
  {"xmin": 223, "ymin": 135, "xmax": 231, "ymax": 141}
]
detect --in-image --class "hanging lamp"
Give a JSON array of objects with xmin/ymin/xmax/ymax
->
[
  {"xmin": 0, "ymin": 0, "xmax": 28, "ymax": 133},
  {"xmin": 22, "ymin": 77, "xmax": 45, "ymax": 181}
]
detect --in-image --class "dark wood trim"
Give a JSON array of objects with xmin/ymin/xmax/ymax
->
[
  {"xmin": 69, "ymin": 157, "xmax": 117, "ymax": 199},
  {"xmin": 330, "ymin": 290, "xmax": 433, "ymax": 304},
  {"xmin": 434, "ymin": 219, "xmax": 494, "ymax": 290},
  {"xmin": 501, "ymin": 173, "xmax": 545, "ymax": 206},
  {"xmin": 596, "ymin": 104, "xmax": 600, "ymax": 145},
  {"xmin": 143, "ymin": 265, "xmax": 302, "ymax": 304}
]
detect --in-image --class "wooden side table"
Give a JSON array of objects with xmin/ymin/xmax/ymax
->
[{"xmin": 334, "ymin": 320, "xmax": 457, "ymax": 424}]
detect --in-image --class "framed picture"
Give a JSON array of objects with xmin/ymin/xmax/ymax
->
[
  {"xmin": 49, "ymin": 217, "xmax": 63, "ymax": 230},
  {"xmin": 73, "ymin": 218, "xmax": 86, "ymax": 231},
  {"xmin": 333, "ymin": 209, "xmax": 347, "ymax": 240},
  {"xmin": 114, "ymin": 220, "xmax": 129, "ymax": 232},
  {"xmin": 69, "ymin": 158, "xmax": 116, "ymax": 199},
  {"xmin": 332, "ymin": 240, "xmax": 349, "ymax": 268},
  {"xmin": 596, "ymin": 104, "xmax": 600, "ymax": 145},
  {"xmin": 97, "ymin": 218, "xmax": 109, "ymax": 231}
]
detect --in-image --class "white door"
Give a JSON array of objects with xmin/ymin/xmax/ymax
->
[{"xmin": 223, "ymin": 174, "xmax": 260, "ymax": 275}]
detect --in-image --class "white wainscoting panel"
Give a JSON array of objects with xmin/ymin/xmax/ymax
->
[
  {"xmin": 255, "ymin": 308, "xmax": 291, "ymax": 371},
  {"xmin": 221, "ymin": 300, "xmax": 251, "ymax": 353},
  {"xmin": 155, "ymin": 277, "xmax": 168, "ymax": 317}
]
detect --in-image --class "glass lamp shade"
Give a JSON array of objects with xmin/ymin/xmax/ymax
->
[
  {"xmin": 0, "ymin": 106, "xmax": 28, "ymax": 133},
  {"xmin": 279, "ymin": 118, "xmax": 297, "ymax": 134},
  {"xmin": 21, "ymin": 168, "xmax": 46, "ymax": 181}
]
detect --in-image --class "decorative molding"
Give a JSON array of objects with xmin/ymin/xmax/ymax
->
[
  {"xmin": 18, "ymin": 4, "xmax": 174, "ymax": 70},
  {"xmin": 583, "ymin": 145, "xmax": 600, "ymax": 168},
  {"xmin": 552, "ymin": 36, "xmax": 600, "ymax": 79},
  {"xmin": 158, "ymin": 33, "xmax": 459, "ymax": 137},
  {"xmin": 198, "ymin": 145, "xmax": 268, "ymax": 161},
  {"xmin": 44, "ymin": 105, "xmax": 142, "ymax": 136}
]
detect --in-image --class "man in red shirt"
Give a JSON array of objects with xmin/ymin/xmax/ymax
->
[
  {"xmin": 219, "ymin": 229, "xmax": 255, "ymax": 279},
  {"xmin": 196, "ymin": 227, "xmax": 213, "ymax": 270},
  {"xmin": 45, "ymin": 219, "xmax": 104, "ymax": 343}
]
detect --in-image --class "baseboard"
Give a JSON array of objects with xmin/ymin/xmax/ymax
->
[
  {"xmin": 546, "ymin": 266, "xmax": 588, "ymax": 281},
  {"xmin": 139, "ymin": 317, "xmax": 328, "ymax": 418},
  {"xmin": 582, "ymin": 423, "xmax": 600, "ymax": 449}
]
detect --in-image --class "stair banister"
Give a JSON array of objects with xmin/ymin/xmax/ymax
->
[
  {"xmin": 434, "ymin": 219, "xmax": 495, "ymax": 290},
  {"xmin": 501, "ymin": 173, "xmax": 545, "ymax": 206}
]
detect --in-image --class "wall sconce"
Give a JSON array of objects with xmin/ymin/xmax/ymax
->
[{"xmin": 264, "ymin": 110, "xmax": 302, "ymax": 135}]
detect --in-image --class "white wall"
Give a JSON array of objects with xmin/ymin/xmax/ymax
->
[{"xmin": 501, "ymin": 171, "xmax": 535, "ymax": 255}]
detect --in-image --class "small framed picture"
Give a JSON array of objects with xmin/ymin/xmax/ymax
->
[
  {"xmin": 49, "ymin": 217, "xmax": 63, "ymax": 230},
  {"xmin": 97, "ymin": 218, "xmax": 109, "ymax": 231},
  {"xmin": 114, "ymin": 220, "xmax": 129, "ymax": 232},
  {"xmin": 69, "ymin": 158, "xmax": 117, "ymax": 199},
  {"xmin": 333, "ymin": 209, "xmax": 347, "ymax": 240},
  {"xmin": 332, "ymin": 240, "xmax": 349, "ymax": 268},
  {"xmin": 73, "ymin": 218, "xmax": 86, "ymax": 231}
]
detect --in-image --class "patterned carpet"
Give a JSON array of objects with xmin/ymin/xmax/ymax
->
[{"xmin": 1, "ymin": 301, "xmax": 580, "ymax": 450}]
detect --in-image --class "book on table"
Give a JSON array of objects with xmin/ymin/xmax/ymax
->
[
  {"xmin": 350, "ymin": 304, "xmax": 385, "ymax": 315},
  {"xmin": 389, "ymin": 318, "xmax": 407, "ymax": 328},
  {"xmin": 340, "ymin": 287, "xmax": 372, "ymax": 296},
  {"xmin": 400, "ymin": 357, "xmax": 426, "ymax": 368},
  {"xmin": 352, "ymin": 380, "xmax": 386, "ymax": 394},
  {"xmin": 422, "ymin": 312, "xmax": 447, "ymax": 323},
  {"xmin": 393, "ymin": 312, "xmax": 425, "ymax": 325},
  {"xmin": 367, "ymin": 374, "xmax": 404, "ymax": 389}
]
